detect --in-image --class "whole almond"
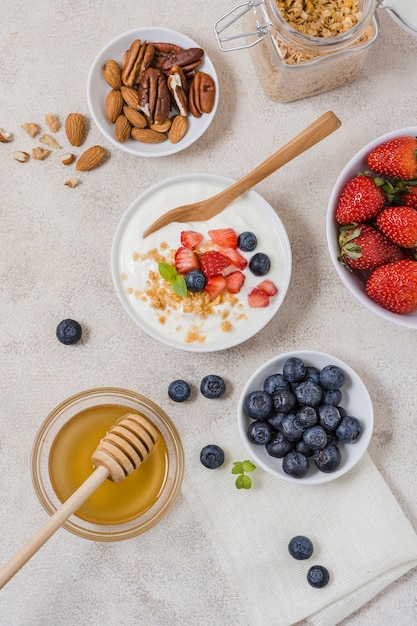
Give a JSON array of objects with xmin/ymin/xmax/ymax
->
[
  {"xmin": 168, "ymin": 115, "xmax": 188, "ymax": 144},
  {"xmin": 76, "ymin": 145, "xmax": 106, "ymax": 171},
  {"xmin": 103, "ymin": 60, "xmax": 122, "ymax": 89},
  {"xmin": 131, "ymin": 128, "xmax": 167, "ymax": 144},
  {"xmin": 114, "ymin": 114, "xmax": 131, "ymax": 142},
  {"xmin": 123, "ymin": 106, "xmax": 147, "ymax": 129},
  {"xmin": 105, "ymin": 89, "xmax": 123, "ymax": 123},
  {"xmin": 150, "ymin": 118, "xmax": 172, "ymax": 133},
  {"xmin": 120, "ymin": 86, "xmax": 139, "ymax": 110},
  {"xmin": 65, "ymin": 113, "xmax": 85, "ymax": 146}
]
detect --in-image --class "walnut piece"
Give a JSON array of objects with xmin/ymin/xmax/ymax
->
[
  {"xmin": 39, "ymin": 133, "xmax": 60, "ymax": 148},
  {"xmin": 21, "ymin": 122, "xmax": 39, "ymax": 138},
  {"xmin": 45, "ymin": 113, "xmax": 60, "ymax": 132},
  {"xmin": 32, "ymin": 146, "xmax": 50, "ymax": 160},
  {"xmin": 13, "ymin": 150, "xmax": 30, "ymax": 162}
]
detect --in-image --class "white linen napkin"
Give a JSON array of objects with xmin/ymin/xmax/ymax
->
[{"xmin": 182, "ymin": 417, "xmax": 417, "ymax": 626}]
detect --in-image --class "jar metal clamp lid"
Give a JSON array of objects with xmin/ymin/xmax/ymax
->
[{"xmin": 214, "ymin": 0, "xmax": 271, "ymax": 51}]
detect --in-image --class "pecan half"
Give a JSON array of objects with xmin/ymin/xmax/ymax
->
[
  {"xmin": 160, "ymin": 47, "xmax": 204, "ymax": 74},
  {"xmin": 167, "ymin": 65, "xmax": 188, "ymax": 116},
  {"xmin": 137, "ymin": 67, "xmax": 171, "ymax": 124},
  {"xmin": 122, "ymin": 40, "xmax": 156, "ymax": 87},
  {"xmin": 189, "ymin": 71, "xmax": 216, "ymax": 117}
]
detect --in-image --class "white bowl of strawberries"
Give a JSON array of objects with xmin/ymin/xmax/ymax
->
[{"xmin": 327, "ymin": 128, "xmax": 417, "ymax": 329}]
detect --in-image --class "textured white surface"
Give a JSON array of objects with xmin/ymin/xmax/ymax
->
[{"xmin": 1, "ymin": 3, "xmax": 417, "ymax": 625}]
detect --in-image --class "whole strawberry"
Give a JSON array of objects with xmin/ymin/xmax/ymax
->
[
  {"xmin": 366, "ymin": 259, "xmax": 417, "ymax": 314},
  {"xmin": 335, "ymin": 175, "xmax": 385, "ymax": 224},
  {"xmin": 367, "ymin": 136, "xmax": 417, "ymax": 180},
  {"xmin": 402, "ymin": 185, "xmax": 417, "ymax": 209},
  {"xmin": 338, "ymin": 223, "xmax": 407, "ymax": 270},
  {"xmin": 376, "ymin": 206, "xmax": 417, "ymax": 249}
]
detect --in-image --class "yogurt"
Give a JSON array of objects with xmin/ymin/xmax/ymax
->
[{"xmin": 111, "ymin": 174, "xmax": 292, "ymax": 351}]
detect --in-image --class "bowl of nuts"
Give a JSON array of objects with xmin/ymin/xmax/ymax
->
[
  {"xmin": 237, "ymin": 350, "xmax": 374, "ymax": 484},
  {"xmin": 87, "ymin": 27, "xmax": 218, "ymax": 157},
  {"xmin": 326, "ymin": 127, "xmax": 417, "ymax": 329}
]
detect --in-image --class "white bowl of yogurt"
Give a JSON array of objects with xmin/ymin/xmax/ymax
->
[{"xmin": 111, "ymin": 174, "xmax": 292, "ymax": 352}]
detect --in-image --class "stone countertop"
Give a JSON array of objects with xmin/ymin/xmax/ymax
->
[{"xmin": 1, "ymin": 2, "xmax": 416, "ymax": 625}]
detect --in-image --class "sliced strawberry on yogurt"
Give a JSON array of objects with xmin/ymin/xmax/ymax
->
[
  {"xmin": 200, "ymin": 250, "xmax": 231, "ymax": 278},
  {"xmin": 219, "ymin": 247, "xmax": 248, "ymax": 270},
  {"xmin": 205, "ymin": 275, "xmax": 227, "ymax": 300},
  {"xmin": 208, "ymin": 228, "xmax": 238, "ymax": 248},
  {"xmin": 174, "ymin": 247, "xmax": 200, "ymax": 274},
  {"xmin": 180, "ymin": 230, "xmax": 204, "ymax": 249},
  {"xmin": 248, "ymin": 287, "xmax": 270, "ymax": 308},
  {"xmin": 257, "ymin": 280, "xmax": 278, "ymax": 296},
  {"xmin": 225, "ymin": 270, "xmax": 245, "ymax": 294}
]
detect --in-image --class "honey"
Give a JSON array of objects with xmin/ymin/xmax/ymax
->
[{"xmin": 49, "ymin": 404, "xmax": 169, "ymax": 525}]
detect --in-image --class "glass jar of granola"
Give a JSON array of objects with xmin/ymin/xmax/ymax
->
[{"xmin": 214, "ymin": 0, "xmax": 380, "ymax": 103}]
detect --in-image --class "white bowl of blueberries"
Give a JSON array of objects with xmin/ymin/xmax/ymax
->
[{"xmin": 237, "ymin": 350, "xmax": 374, "ymax": 484}]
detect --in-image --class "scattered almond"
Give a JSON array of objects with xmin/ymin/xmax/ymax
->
[
  {"xmin": 120, "ymin": 86, "xmax": 139, "ymax": 110},
  {"xmin": 123, "ymin": 106, "xmax": 147, "ymax": 128},
  {"xmin": 103, "ymin": 60, "xmax": 122, "ymax": 89},
  {"xmin": 131, "ymin": 128, "xmax": 167, "ymax": 144},
  {"xmin": 32, "ymin": 146, "xmax": 50, "ymax": 160},
  {"xmin": 21, "ymin": 122, "xmax": 39, "ymax": 138},
  {"xmin": 168, "ymin": 115, "xmax": 188, "ymax": 143},
  {"xmin": 76, "ymin": 145, "xmax": 106, "ymax": 171},
  {"xmin": 0, "ymin": 128, "xmax": 13, "ymax": 142},
  {"xmin": 114, "ymin": 114, "xmax": 131, "ymax": 142},
  {"xmin": 65, "ymin": 113, "xmax": 85, "ymax": 146},
  {"xmin": 105, "ymin": 89, "xmax": 124, "ymax": 123},
  {"xmin": 60, "ymin": 152, "xmax": 75, "ymax": 165},
  {"xmin": 150, "ymin": 118, "xmax": 172, "ymax": 133},
  {"xmin": 64, "ymin": 178, "xmax": 79, "ymax": 188},
  {"xmin": 13, "ymin": 150, "xmax": 30, "ymax": 162},
  {"xmin": 39, "ymin": 133, "xmax": 60, "ymax": 148},
  {"xmin": 45, "ymin": 113, "xmax": 59, "ymax": 133}
]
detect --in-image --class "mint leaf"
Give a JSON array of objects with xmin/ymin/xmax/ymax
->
[
  {"xmin": 158, "ymin": 262, "xmax": 187, "ymax": 297},
  {"xmin": 232, "ymin": 460, "xmax": 256, "ymax": 489},
  {"xmin": 232, "ymin": 462, "xmax": 243, "ymax": 474},
  {"xmin": 242, "ymin": 460, "xmax": 256, "ymax": 473},
  {"xmin": 235, "ymin": 474, "xmax": 246, "ymax": 489},
  {"xmin": 241, "ymin": 474, "xmax": 252, "ymax": 489},
  {"xmin": 172, "ymin": 275, "xmax": 187, "ymax": 297},
  {"xmin": 158, "ymin": 262, "xmax": 178, "ymax": 281}
]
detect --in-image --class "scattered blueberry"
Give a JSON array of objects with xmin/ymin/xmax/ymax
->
[
  {"xmin": 200, "ymin": 375, "xmax": 226, "ymax": 399},
  {"xmin": 238, "ymin": 231, "xmax": 257, "ymax": 252},
  {"xmin": 263, "ymin": 373, "xmax": 291, "ymax": 394},
  {"xmin": 247, "ymin": 420, "xmax": 274, "ymax": 445},
  {"xmin": 296, "ymin": 406, "xmax": 318, "ymax": 428},
  {"xmin": 294, "ymin": 380, "xmax": 322, "ymax": 407},
  {"xmin": 288, "ymin": 536, "xmax": 314, "ymax": 560},
  {"xmin": 336, "ymin": 416, "xmax": 362, "ymax": 443},
  {"xmin": 318, "ymin": 404, "xmax": 342, "ymax": 431},
  {"xmin": 322, "ymin": 388, "xmax": 342, "ymax": 406},
  {"xmin": 185, "ymin": 269, "xmax": 206, "ymax": 292},
  {"xmin": 314, "ymin": 444, "xmax": 341, "ymax": 473},
  {"xmin": 266, "ymin": 431, "xmax": 294, "ymax": 458},
  {"xmin": 303, "ymin": 425, "xmax": 328, "ymax": 450},
  {"xmin": 56, "ymin": 319, "xmax": 82, "ymax": 345},
  {"xmin": 307, "ymin": 565, "xmax": 330, "ymax": 588},
  {"xmin": 282, "ymin": 451, "xmax": 310, "ymax": 478},
  {"xmin": 279, "ymin": 414, "xmax": 305, "ymax": 442},
  {"xmin": 249, "ymin": 252, "xmax": 271, "ymax": 276},
  {"xmin": 244, "ymin": 390, "xmax": 274, "ymax": 420},
  {"xmin": 272, "ymin": 388, "xmax": 298, "ymax": 414},
  {"xmin": 168, "ymin": 379, "xmax": 191, "ymax": 402},
  {"xmin": 319, "ymin": 365, "xmax": 345, "ymax": 390},
  {"xmin": 283, "ymin": 357, "xmax": 306, "ymax": 383},
  {"xmin": 200, "ymin": 444, "xmax": 225, "ymax": 469}
]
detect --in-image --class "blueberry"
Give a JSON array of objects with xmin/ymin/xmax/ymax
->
[
  {"xmin": 314, "ymin": 444, "xmax": 341, "ymax": 473},
  {"xmin": 296, "ymin": 406, "xmax": 318, "ymax": 428},
  {"xmin": 168, "ymin": 379, "xmax": 191, "ymax": 402},
  {"xmin": 322, "ymin": 388, "xmax": 342, "ymax": 406},
  {"xmin": 336, "ymin": 416, "xmax": 362, "ymax": 443},
  {"xmin": 319, "ymin": 365, "xmax": 345, "ymax": 390},
  {"xmin": 200, "ymin": 445, "xmax": 224, "ymax": 469},
  {"xmin": 263, "ymin": 373, "xmax": 291, "ymax": 394},
  {"xmin": 200, "ymin": 375, "xmax": 226, "ymax": 399},
  {"xmin": 307, "ymin": 565, "xmax": 329, "ymax": 588},
  {"xmin": 279, "ymin": 414, "xmax": 305, "ymax": 442},
  {"xmin": 267, "ymin": 412, "xmax": 286, "ymax": 430},
  {"xmin": 185, "ymin": 269, "xmax": 206, "ymax": 292},
  {"xmin": 56, "ymin": 319, "xmax": 82, "ymax": 345},
  {"xmin": 283, "ymin": 357, "xmax": 306, "ymax": 383},
  {"xmin": 272, "ymin": 388, "xmax": 298, "ymax": 414},
  {"xmin": 294, "ymin": 380, "xmax": 322, "ymax": 407},
  {"xmin": 295, "ymin": 440, "xmax": 314, "ymax": 457},
  {"xmin": 238, "ymin": 231, "xmax": 257, "ymax": 252},
  {"xmin": 303, "ymin": 425, "xmax": 328, "ymax": 450},
  {"xmin": 249, "ymin": 252, "xmax": 271, "ymax": 276},
  {"xmin": 282, "ymin": 451, "xmax": 310, "ymax": 478},
  {"xmin": 304, "ymin": 366, "xmax": 321, "ymax": 385},
  {"xmin": 318, "ymin": 404, "xmax": 342, "ymax": 431},
  {"xmin": 247, "ymin": 420, "xmax": 274, "ymax": 445},
  {"xmin": 266, "ymin": 431, "xmax": 294, "ymax": 458},
  {"xmin": 337, "ymin": 405, "xmax": 348, "ymax": 418},
  {"xmin": 288, "ymin": 536, "xmax": 314, "ymax": 560},
  {"xmin": 244, "ymin": 390, "xmax": 274, "ymax": 420}
]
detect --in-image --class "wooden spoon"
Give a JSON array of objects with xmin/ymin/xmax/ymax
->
[
  {"xmin": 0, "ymin": 413, "xmax": 158, "ymax": 589},
  {"xmin": 143, "ymin": 110, "xmax": 341, "ymax": 237}
]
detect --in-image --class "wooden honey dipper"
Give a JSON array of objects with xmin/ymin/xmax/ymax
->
[{"xmin": 0, "ymin": 413, "xmax": 158, "ymax": 589}]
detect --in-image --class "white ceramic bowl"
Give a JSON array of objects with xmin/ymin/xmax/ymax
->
[
  {"xmin": 87, "ymin": 27, "xmax": 218, "ymax": 157},
  {"xmin": 111, "ymin": 173, "xmax": 292, "ymax": 352},
  {"xmin": 237, "ymin": 350, "xmax": 374, "ymax": 485},
  {"xmin": 326, "ymin": 126, "xmax": 417, "ymax": 329}
]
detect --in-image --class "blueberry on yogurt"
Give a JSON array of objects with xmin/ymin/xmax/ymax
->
[
  {"xmin": 249, "ymin": 252, "xmax": 271, "ymax": 276},
  {"xmin": 185, "ymin": 269, "xmax": 206, "ymax": 292},
  {"xmin": 238, "ymin": 231, "xmax": 257, "ymax": 252}
]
